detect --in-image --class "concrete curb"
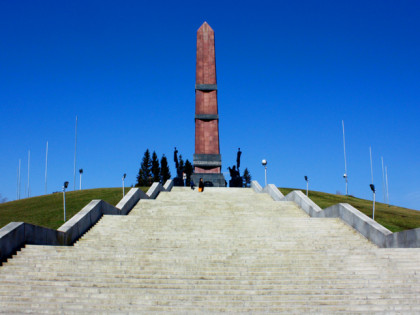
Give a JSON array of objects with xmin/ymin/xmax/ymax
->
[
  {"xmin": 146, "ymin": 182, "xmax": 165, "ymax": 199},
  {"xmin": 263, "ymin": 184, "xmax": 285, "ymax": 201},
  {"xmin": 0, "ymin": 180, "xmax": 174, "ymax": 264},
  {"xmin": 163, "ymin": 179, "xmax": 174, "ymax": 191},
  {"xmin": 283, "ymin": 190, "xmax": 392, "ymax": 247},
  {"xmin": 254, "ymin": 180, "xmax": 420, "ymax": 248},
  {"xmin": 251, "ymin": 181, "xmax": 263, "ymax": 193}
]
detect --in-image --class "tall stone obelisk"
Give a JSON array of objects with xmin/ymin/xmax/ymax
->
[{"xmin": 191, "ymin": 22, "xmax": 226, "ymax": 187}]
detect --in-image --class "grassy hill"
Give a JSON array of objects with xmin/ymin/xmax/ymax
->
[
  {"xmin": 0, "ymin": 187, "xmax": 148, "ymax": 230},
  {"xmin": 279, "ymin": 188, "xmax": 420, "ymax": 233},
  {"xmin": 1, "ymin": 187, "xmax": 419, "ymax": 233}
]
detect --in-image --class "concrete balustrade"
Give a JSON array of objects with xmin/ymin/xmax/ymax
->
[
  {"xmin": 253, "ymin": 180, "xmax": 420, "ymax": 248},
  {"xmin": 0, "ymin": 180, "xmax": 174, "ymax": 263},
  {"xmin": 263, "ymin": 184, "xmax": 285, "ymax": 201},
  {"xmin": 251, "ymin": 180, "xmax": 263, "ymax": 193},
  {"xmin": 146, "ymin": 182, "xmax": 165, "ymax": 199}
]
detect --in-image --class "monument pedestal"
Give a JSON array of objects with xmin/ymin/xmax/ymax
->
[{"xmin": 191, "ymin": 173, "xmax": 226, "ymax": 187}]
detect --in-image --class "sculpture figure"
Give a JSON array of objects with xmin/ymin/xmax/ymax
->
[
  {"xmin": 174, "ymin": 147, "xmax": 179, "ymax": 170},
  {"xmin": 228, "ymin": 165, "xmax": 242, "ymax": 187},
  {"xmin": 236, "ymin": 148, "xmax": 242, "ymax": 171}
]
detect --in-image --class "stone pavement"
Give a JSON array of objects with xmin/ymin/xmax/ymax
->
[{"xmin": 1, "ymin": 187, "xmax": 420, "ymax": 313}]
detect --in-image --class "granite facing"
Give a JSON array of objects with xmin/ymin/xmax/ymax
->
[
  {"xmin": 191, "ymin": 173, "xmax": 226, "ymax": 187},
  {"xmin": 193, "ymin": 22, "xmax": 223, "ymax": 186},
  {"xmin": 196, "ymin": 23, "xmax": 216, "ymax": 84},
  {"xmin": 195, "ymin": 119, "xmax": 220, "ymax": 155}
]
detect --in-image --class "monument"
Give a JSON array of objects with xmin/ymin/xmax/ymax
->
[{"xmin": 191, "ymin": 22, "xmax": 226, "ymax": 187}]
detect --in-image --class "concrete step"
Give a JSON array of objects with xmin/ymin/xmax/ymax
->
[{"xmin": 2, "ymin": 187, "xmax": 420, "ymax": 312}]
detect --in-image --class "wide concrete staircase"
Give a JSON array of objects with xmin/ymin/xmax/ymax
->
[{"xmin": 1, "ymin": 187, "xmax": 420, "ymax": 313}]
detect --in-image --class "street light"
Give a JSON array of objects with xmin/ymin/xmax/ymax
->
[
  {"xmin": 304, "ymin": 176, "xmax": 309, "ymax": 196},
  {"xmin": 122, "ymin": 173, "xmax": 126, "ymax": 197},
  {"xmin": 370, "ymin": 184, "xmax": 376, "ymax": 220},
  {"xmin": 63, "ymin": 181, "xmax": 69, "ymax": 222},
  {"xmin": 261, "ymin": 159, "xmax": 267, "ymax": 187},
  {"xmin": 79, "ymin": 169, "xmax": 83, "ymax": 190},
  {"xmin": 343, "ymin": 173, "xmax": 348, "ymax": 195}
]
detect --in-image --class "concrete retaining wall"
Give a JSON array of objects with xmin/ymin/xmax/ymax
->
[
  {"xmin": 163, "ymin": 179, "xmax": 174, "ymax": 191},
  {"xmin": 386, "ymin": 227, "xmax": 420, "ymax": 248},
  {"xmin": 254, "ymin": 180, "xmax": 420, "ymax": 248},
  {"xmin": 283, "ymin": 190, "xmax": 392, "ymax": 247},
  {"xmin": 147, "ymin": 182, "xmax": 165, "ymax": 199},
  {"xmin": 263, "ymin": 184, "xmax": 285, "ymax": 201},
  {"xmin": 0, "ymin": 180, "xmax": 174, "ymax": 264},
  {"xmin": 251, "ymin": 180, "xmax": 263, "ymax": 193}
]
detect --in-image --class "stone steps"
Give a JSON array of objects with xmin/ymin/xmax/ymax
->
[{"xmin": 1, "ymin": 187, "xmax": 420, "ymax": 313}]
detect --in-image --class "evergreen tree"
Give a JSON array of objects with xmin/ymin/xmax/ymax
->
[
  {"xmin": 243, "ymin": 168, "xmax": 252, "ymax": 187},
  {"xmin": 178, "ymin": 155, "xmax": 185, "ymax": 177},
  {"xmin": 160, "ymin": 154, "xmax": 171, "ymax": 183},
  {"xmin": 151, "ymin": 151, "xmax": 160, "ymax": 183},
  {"xmin": 136, "ymin": 149, "xmax": 152, "ymax": 187},
  {"xmin": 184, "ymin": 159, "xmax": 193, "ymax": 185}
]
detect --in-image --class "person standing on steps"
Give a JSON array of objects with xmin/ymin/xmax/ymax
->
[{"xmin": 198, "ymin": 178, "xmax": 204, "ymax": 192}]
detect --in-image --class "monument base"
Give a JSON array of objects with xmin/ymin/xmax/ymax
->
[
  {"xmin": 191, "ymin": 173, "xmax": 226, "ymax": 187},
  {"xmin": 229, "ymin": 177, "xmax": 243, "ymax": 188}
]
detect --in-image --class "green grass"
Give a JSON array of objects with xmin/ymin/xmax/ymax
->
[
  {"xmin": 279, "ymin": 188, "xmax": 420, "ymax": 233},
  {"xmin": 0, "ymin": 187, "xmax": 149, "ymax": 230}
]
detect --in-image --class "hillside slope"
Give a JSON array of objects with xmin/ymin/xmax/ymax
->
[{"xmin": 0, "ymin": 187, "xmax": 148, "ymax": 230}]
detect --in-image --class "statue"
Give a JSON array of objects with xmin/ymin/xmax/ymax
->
[
  {"xmin": 228, "ymin": 164, "xmax": 242, "ymax": 188},
  {"xmin": 173, "ymin": 147, "xmax": 185, "ymax": 186},
  {"xmin": 174, "ymin": 147, "xmax": 179, "ymax": 170},
  {"xmin": 228, "ymin": 166, "xmax": 240, "ymax": 179},
  {"xmin": 236, "ymin": 148, "xmax": 242, "ymax": 171}
]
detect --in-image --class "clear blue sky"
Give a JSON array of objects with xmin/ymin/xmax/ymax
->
[{"xmin": 1, "ymin": 1, "xmax": 419, "ymax": 210}]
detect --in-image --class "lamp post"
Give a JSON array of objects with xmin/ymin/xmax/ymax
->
[
  {"xmin": 79, "ymin": 169, "xmax": 83, "ymax": 190},
  {"xmin": 63, "ymin": 181, "xmax": 69, "ymax": 222},
  {"xmin": 343, "ymin": 173, "xmax": 348, "ymax": 195},
  {"xmin": 122, "ymin": 173, "xmax": 126, "ymax": 197},
  {"xmin": 262, "ymin": 159, "xmax": 267, "ymax": 187},
  {"xmin": 370, "ymin": 184, "xmax": 376, "ymax": 220},
  {"xmin": 304, "ymin": 176, "xmax": 309, "ymax": 196}
]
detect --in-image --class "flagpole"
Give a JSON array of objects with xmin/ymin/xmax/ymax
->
[
  {"xmin": 27, "ymin": 150, "xmax": 30, "ymax": 198},
  {"xmin": 45, "ymin": 141, "xmax": 48, "ymax": 195},
  {"xmin": 18, "ymin": 159, "xmax": 21, "ymax": 200},
  {"xmin": 342, "ymin": 120, "xmax": 348, "ymax": 195},
  {"xmin": 73, "ymin": 116, "xmax": 78, "ymax": 190}
]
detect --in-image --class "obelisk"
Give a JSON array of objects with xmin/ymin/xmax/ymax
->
[{"xmin": 191, "ymin": 22, "xmax": 226, "ymax": 187}]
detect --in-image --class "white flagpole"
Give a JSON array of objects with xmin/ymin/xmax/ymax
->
[
  {"xmin": 45, "ymin": 141, "xmax": 48, "ymax": 195},
  {"xmin": 73, "ymin": 116, "xmax": 78, "ymax": 191},
  {"xmin": 369, "ymin": 147, "xmax": 375, "ymax": 220},
  {"xmin": 27, "ymin": 150, "xmax": 30, "ymax": 198},
  {"xmin": 16, "ymin": 161, "xmax": 19, "ymax": 199},
  {"xmin": 381, "ymin": 156, "xmax": 385, "ymax": 203},
  {"xmin": 342, "ymin": 120, "xmax": 348, "ymax": 195},
  {"xmin": 369, "ymin": 147, "xmax": 373, "ymax": 184},
  {"xmin": 18, "ymin": 159, "xmax": 21, "ymax": 200},
  {"xmin": 385, "ymin": 166, "xmax": 389, "ymax": 206}
]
